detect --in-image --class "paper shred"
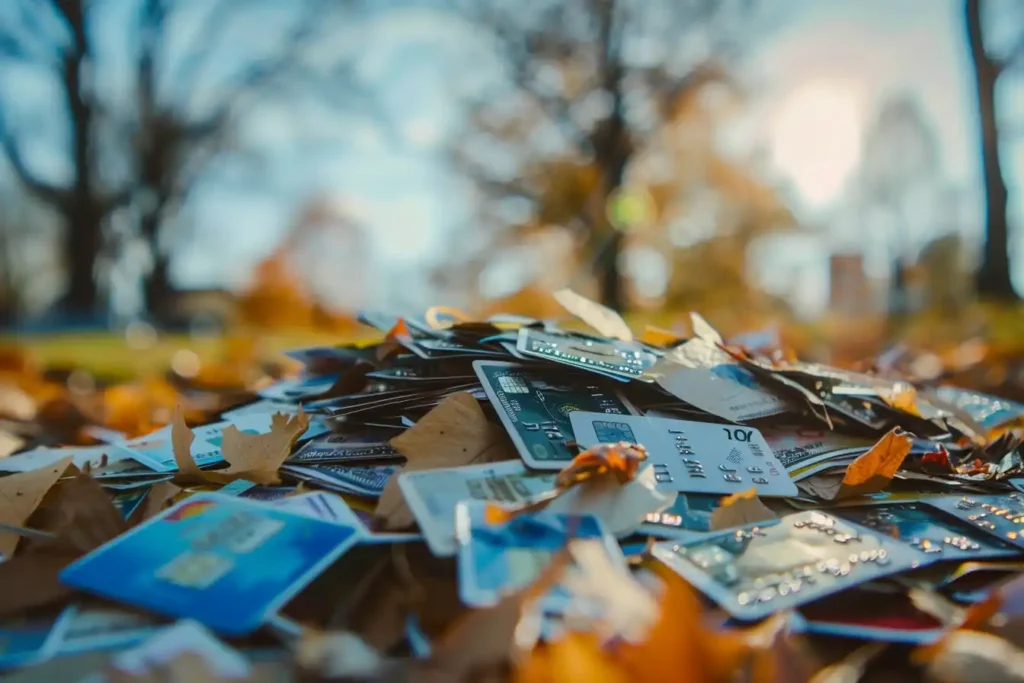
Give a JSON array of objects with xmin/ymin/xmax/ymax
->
[
  {"xmin": 553, "ymin": 289, "xmax": 633, "ymax": 342},
  {"xmin": 709, "ymin": 488, "xmax": 777, "ymax": 531},
  {"xmin": 0, "ymin": 456, "xmax": 73, "ymax": 558},
  {"xmin": 375, "ymin": 392, "xmax": 517, "ymax": 529}
]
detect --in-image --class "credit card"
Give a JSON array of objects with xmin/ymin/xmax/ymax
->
[
  {"xmin": 650, "ymin": 338, "xmax": 790, "ymax": 422},
  {"xmin": 474, "ymin": 360, "xmax": 635, "ymax": 470},
  {"xmin": 833, "ymin": 502, "xmax": 1021, "ymax": 562},
  {"xmin": 569, "ymin": 412, "xmax": 798, "ymax": 497},
  {"xmin": 638, "ymin": 493, "xmax": 720, "ymax": 542},
  {"xmin": 455, "ymin": 500, "xmax": 621, "ymax": 609},
  {"xmin": 760, "ymin": 427, "xmax": 874, "ymax": 473},
  {"xmin": 287, "ymin": 440, "xmax": 404, "ymax": 465},
  {"xmin": 60, "ymin": 493, "xmax": 359, "ymax": 636},
  {"xmin": 399, "ymin": 460, "xmax": 558, "ymax": 556},
  {"xmin": 516, "ymin": 328, "xmax": 657, "ymax": 381},
  {"xmin": 924, "ymin": 493, "xmax": 1024, "ymax": 552},
  {"xmin": 933, "ymin": 386, "xmax": 1024, "ymax": 430},
  {"xmin": 651, "ymin": 510, "xmax": 927, "ymax": 621},
  {"xmin": 47, "ymin": 605, "xmax": 161, "ymax": 656},
  {"xmin": 280, "ymin": 463, "xmax": 400, "ymax": 498}
]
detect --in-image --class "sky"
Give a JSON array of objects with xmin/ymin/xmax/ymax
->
[{"xmin": 2, "ymin": 0, "xmax": 1022, "ymax": 318}]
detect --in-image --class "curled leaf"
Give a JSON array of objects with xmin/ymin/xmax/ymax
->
[{"xmin": 553, "ymin": 288, "xmax": 633, "ymax": 342}]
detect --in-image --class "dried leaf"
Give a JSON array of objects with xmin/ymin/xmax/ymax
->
[
  {"xmin": 134, "ymin": 481, "xmax": 183, "ymax": 523},
  {"xmin": 798, "ymin": 429, "xmax": 913, "ymax": 501},
  {"xmin": 553, "ymin": 288, "xmax": 633, "ymax": 342},
  {"xmin": 217, "ymin": 410, "xmax": 309, "ymax": 484},
  {"xmin": 637, "ymin": 325, "xmax": 686, "ymax": 348},
  {"xmin": 33, "ymin": 472, "xmax": 127, "ymax": 554},
  {"xmin": 375, "ymin": 392, "xmax": 516, "ymax": 529},
  {"xmin": 171, "ymin": 409, "xmax": 203, "ymax": 481},
  {"xmin": 709, "ymin": 488, "xmax": 777, "ymax": 531},
  {"xmin": 0, "ymin": 456, "xmax": 72, "ymax": 558},
  {"xmin": 837, "ymin": 428, "xmax": 913, "ymax": 498}
]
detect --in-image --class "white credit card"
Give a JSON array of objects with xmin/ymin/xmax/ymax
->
[
  {"xmin": 568, "ymin": 412, "xmax": 798, "ymax": 497},
  {"xmin": 399, "ymin": 461, "xmax": 558, "ymax": 557},
  {"xmin": 650, "ymin": 338, "xmax": 789, "ymax": 422}
]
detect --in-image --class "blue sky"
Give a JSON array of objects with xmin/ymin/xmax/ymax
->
[{"xmin": 3, "ymin": 0, "xmax": 1022, "ymax": 317}]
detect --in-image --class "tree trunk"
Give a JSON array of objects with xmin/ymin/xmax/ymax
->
[
  {"xmin": 60, "ymin": 204, "xmax": 102, "ymax": 318},
  {"xmin": 57, "ymin": 0, "xmax": 104, "ymax": 318},
  {"xmin": 966, "ymin": 0, "xmax": 1016, "ymax": 300},
  {"xmin": 144, "ymin": 255, "xmax": 173, "ymax": 322}
]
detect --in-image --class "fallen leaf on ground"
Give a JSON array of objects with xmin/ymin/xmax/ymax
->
[
  {"xmin": 134, "ymin": 481, "xmax": 182, "ymax": 523},
  {"xmin": 172, "ymin": 409, "xmax": 308, "ymax": 486},
  {"xmin": 0, "ymin": 456, "xmax": 73, "ymax": 558},
  {"xmin": 553, "ymin": 289, "xmax": 633, "ymax": 342},
  {"xmin": 216, "ymin": 410, "xmax": 309, "ymax": 484},
  {"xmin": 32, "ymin": 472, "xmax": 127, "ymax": 554},
  {"xmin": 709, "ymin": 488, "xmax": 777, "ymax": 531},
  {"xmin": 375, "ymin": 392, "xmax": 517, "ymax": 529},
  {"xmin": 171, "ymin": 410, "xmax": 203, "ymax": 482},
  {"xmin": 798, "ymin": 428, "xmax": 913, "ymax": 501}
]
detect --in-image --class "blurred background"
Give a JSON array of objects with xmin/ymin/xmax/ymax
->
[{"xmin": 0, "ymin": 0, "xmax": 1022, "ymax": 375}]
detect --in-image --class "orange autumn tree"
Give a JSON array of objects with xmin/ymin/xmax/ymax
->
[{"xmin": 237, "ymin": 198, "xmax": 362, "ymax": 334}]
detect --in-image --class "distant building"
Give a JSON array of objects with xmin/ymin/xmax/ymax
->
[{"xmin": 828, "ymin": 253, "xmax": 869, "ymax": 316}]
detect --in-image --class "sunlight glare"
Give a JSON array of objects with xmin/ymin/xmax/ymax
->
[{"xmin": 770, "ymin": 81, "xmax": 863, "ymax": 208}]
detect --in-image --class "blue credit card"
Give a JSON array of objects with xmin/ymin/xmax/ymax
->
[{"xmin": 59, "ymin": 493, "xmax": 359, "ymax": 636}]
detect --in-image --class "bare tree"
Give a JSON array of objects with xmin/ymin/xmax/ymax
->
[
  {"xmin": 965, "ymin": 0, "xmax": 1024, "ymax": 300},
  {"xmin": 0, "ymin": 0, "xmax": 371, "ymax": 319},
  {"xmin": 451, "ymin": 0, "xmax": 761, "ymax": 312}
]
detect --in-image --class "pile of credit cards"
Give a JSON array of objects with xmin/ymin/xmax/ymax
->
[{"xmin": 6, "ymin": 302, "xmax": 1024, "ymax": 681}]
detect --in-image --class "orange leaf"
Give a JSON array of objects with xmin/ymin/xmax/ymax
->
[
  {"xmin": 637, "ymin": 325, "xmax": 686, "ymax": 348},
  {"xmin": 554, "ymin": 442, "xmax": 647, "ymax": 489},
  {"xmin": 839, "ymin": 428, "xmax": 913, "ymax": 492}
]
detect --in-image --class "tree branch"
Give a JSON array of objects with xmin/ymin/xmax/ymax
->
[{"xmin": 0, "ymin": 116, "xmax": 69, "ymax": 206}]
